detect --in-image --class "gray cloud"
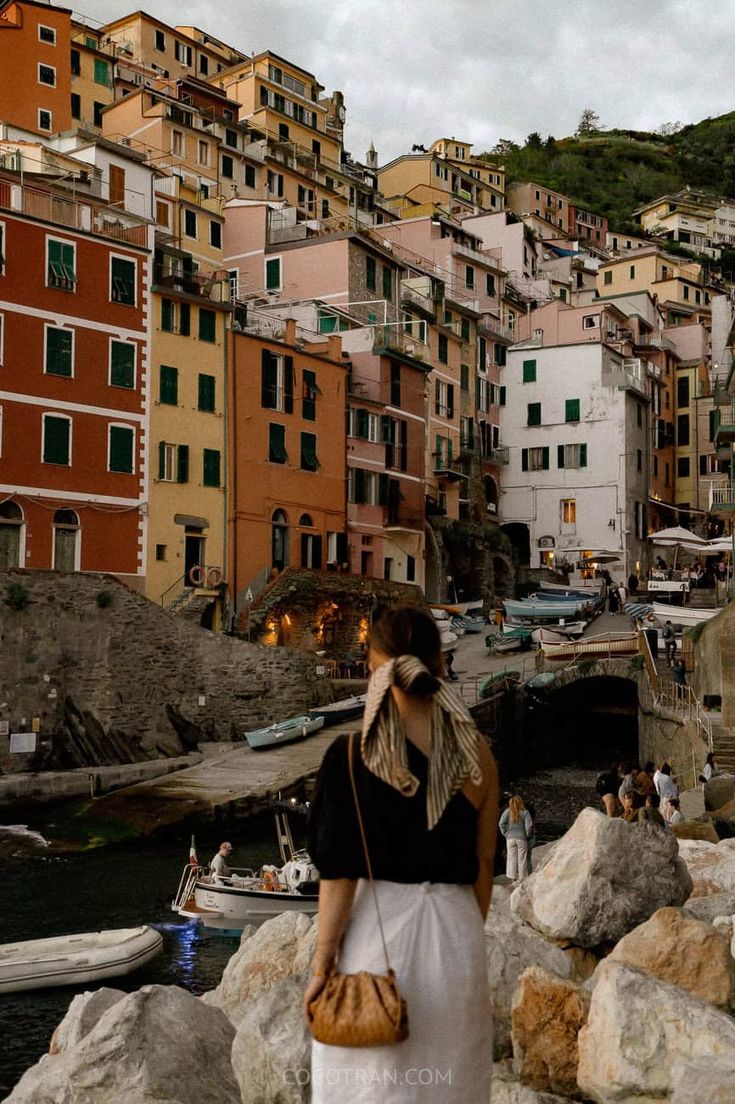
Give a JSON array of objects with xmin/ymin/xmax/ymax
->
[{"xmin": 81, "ymin": 0, "xmax": 735, "ymax": 163}]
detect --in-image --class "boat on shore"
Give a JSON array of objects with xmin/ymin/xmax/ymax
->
[
  {"xmin": 309, "ymin": 695, "xmax": 365, "ymax": 727},
  {"xmin": 243, "ymin": 714, "xmax": 324, "ymax": 750},
  {"xmin": 541, "ymin": 632, "xmax": 639, "ymax": 662},
  {"xmin": 0, "ymin": 926, "xmax": 162, "ymax": 994},
  {"xmin": 651, "ymin": 602, "xmax": 721, "ymax": 629},
  {"xmin": 171, "ymin": 807, "xmax": 319, "ymax": 931},
  {"xmin": 503, "ymin": 597, "xmax": 593, "ymax": 621}
]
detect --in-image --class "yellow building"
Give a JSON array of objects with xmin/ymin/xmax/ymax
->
[
  {"xmin": 429, "ymin": 138, "xmax": 504, "ymax": 208},
  {"xmin": 70, "ymin": 22, "xmax": 115, "ymax": 131},
  {"xmin": 379, "ymin": 140, "xmax": 503, "ymax": 218},
  {"xmin": 633, "ymin": 189, "xmax": 718, "ymax": 256},
  {"xmin": 99, "ymin": 12, "xmax": 247, "ymax": 83},
  {"xmin": 597, "ymin": 247, "xmax": 716, "ymax": 327}
]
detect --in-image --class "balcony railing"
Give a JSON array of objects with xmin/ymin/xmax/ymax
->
[
  {"xmin": 602, "ymin": 358, "xmax": 646, "ymax": 396},
  {"xmin": 710, "ymin": 482, "xmax": 735, "ymax": 509},
  {"xmin": 153, "ymin": 265, "xmax": 229, "ymax": 301},
  {"xmin": 715, "ymin": 402, "xmax": 735, "ymax": 440},
  {"xmin": 384, "ymin": 509, "xmax": 425, "ymax": 532},
  {"xmin": 487, "ymin": 446, "xmax": 510, "ymax": 465},
  {"xmin": 0, "ymin": 180, "xmax": 148, "ymax": 246}
]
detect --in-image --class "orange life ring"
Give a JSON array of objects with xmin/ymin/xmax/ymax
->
[
  {"xmin": 188, "ymin": 565, "xmax": 205, "ymax": 586},
  {"xmin": 206, "ymin": 567, "xmax": 222, "ymax": 587}
]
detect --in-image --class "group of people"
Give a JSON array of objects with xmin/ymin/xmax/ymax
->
[
  {"xmin": 595, "ymin": 760, "xmax": 684, "ymax": 826},
  {"xmin": 606, "ymin": 580, "xmax": 629, "ymax": 615}
]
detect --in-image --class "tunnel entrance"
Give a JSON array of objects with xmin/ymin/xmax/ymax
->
[{"xmin": 523, "ymin": 675, "xmax": 638, "ymax": 772}]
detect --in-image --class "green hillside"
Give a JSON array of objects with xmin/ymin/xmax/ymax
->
[{"xmin": 481, "ymin": 112, "xmax": 735, "ymax": 233}]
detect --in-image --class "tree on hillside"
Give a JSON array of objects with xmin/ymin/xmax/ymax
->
[
  {"xmin": 526, "ymin": 132, "xmax": 543, "ymax": 149},
  {"xmin": 490, "ymin": 138, "xmax": 520, "ymax": 158},
  {"xmin": 576, "ymin": 108, "xmax": 602, "ymax": 136}
]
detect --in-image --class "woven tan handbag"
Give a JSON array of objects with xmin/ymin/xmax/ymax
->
[{"xmin": 308, "ymin": 734, "xmax": 409, "ymax": 1047}]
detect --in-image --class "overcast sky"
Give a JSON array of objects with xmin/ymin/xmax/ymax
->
[{"xmin": 79, "ymin": 0, "xmax": 735, "ymax": 164}]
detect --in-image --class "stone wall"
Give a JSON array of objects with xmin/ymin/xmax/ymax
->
[
  {"xmin": 0, "ymin": 570, "xmax": 327, "ymax": 772},
  {"xmin": 689, "ymin": 603, "xmax": 733, "ymax": 726}
]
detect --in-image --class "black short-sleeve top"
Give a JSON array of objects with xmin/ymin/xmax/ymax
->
[{"xmin": 307, "ymin": 732, "xmax": 479, "ymax": 884}]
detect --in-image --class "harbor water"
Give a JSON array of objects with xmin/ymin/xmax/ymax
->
[{"xmin": 0, "ymin": 816, "xmax": 286, "ymax": 1097}]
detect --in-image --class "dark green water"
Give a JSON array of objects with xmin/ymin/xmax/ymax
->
[{"xmin": 0, "ymin": 816, "xmax": 286, "ymax": 1097}]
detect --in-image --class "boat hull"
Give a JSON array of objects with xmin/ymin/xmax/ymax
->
[
  {"xmin": 503, "ymin": 599, "xmax": 591, "ymax": 621},
  {"xmin": 309, "ymin": 696, "xmax": 365, "ymax": 727},
  {"xmin": 651, "ymin": 602, "xmax": 721, "ymax": 628},
  {"xmin": 244, "ymin": 715, "xmax": 324, "ymax": 750},
  {"xmin": 189, "ymin": 881, "xmax": 318, "ymax": 930},
  {"xmin": 541, "ymin": 633, "xmax": 639, "ymax": 662},
  {"xmin": 0, "ymin": 926, "xmax": 163, "ymax": 994}
]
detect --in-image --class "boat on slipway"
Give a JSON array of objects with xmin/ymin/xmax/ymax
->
[
  {"xmin": 243, "ymin": 714, "xmax": 324, "ymax": 750},
  {"xmin": 309, "ymin": 695, "xmax": 366, "ymax": 727},
  {"xmin": 171, "ymin": 805, "xmax": 319, "ymax": 932},
  {"xmin": 0, "ymin": 926, "xmax": 162, "ymax": 994},
  {"xmin": 540, "ymin": 632, "xmax": 639, "ymax": 662},
  {"xmin": 651, "ymin": 602, "xmax": 721, "ymax": 629}
]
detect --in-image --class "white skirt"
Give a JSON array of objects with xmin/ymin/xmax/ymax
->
[{"xmin": 311, "ymin": 880, "xmax": 492, "ymax": 1103}]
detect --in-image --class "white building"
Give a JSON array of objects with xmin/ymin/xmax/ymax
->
[{"xmin": 500, "ymin": 337, "xmax": 649, "ymax": 578}]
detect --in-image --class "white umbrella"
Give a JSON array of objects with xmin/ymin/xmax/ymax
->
[{"xmin": 647, "ymin": 526, "xmax": 706, "ymax": 547}]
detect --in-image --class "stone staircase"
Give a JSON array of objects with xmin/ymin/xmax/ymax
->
[{"xmin": 709, "ymin": 717, "xmax": 735, "ymax": 772}]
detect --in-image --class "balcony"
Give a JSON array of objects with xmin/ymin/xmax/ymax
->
[
  {"xmin": 715, "ymin": 402, "xmax": 735, "ymax": 443},
  {"xmin": 400, "ymin": 281, "xmax": 435, "ymax": 318},
  {"xmin": 602, "ymin": 357, "xmax": 646, "ymax": 396},
  {"xmin": 709, "ymin": 482, "xmax": 735, "ymax": 510},
  {"xmin": 432, "ymin": 452, "xmax": 466, "ymax": 482},
  {"xmin": 0, "ymin": 180, "xmax": 148, "ymax": 247},
  {"xmin": 153, "ymin": 265, "xmax": 229, "ymax": 301},
  {"xmin": 383, "ymin": 509, "xmax": 425, "ymax": 533},
  {"xmin": 486, "ymin": 446, "xmax": 509, "ymax": 465},
  {"xmin": 478, "ymin": 312, "xmax": 512, "ymax": 341},
  {"xmin": 347, "ymin": 376, "xmax": 384, "ymax": 403}
]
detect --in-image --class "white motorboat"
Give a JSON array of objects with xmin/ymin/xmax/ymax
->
[
  {"xmin": 651, "ymin": 602, "xmax": 721, "ymax": 629},
  {"xmin": 171, "ymin": 805, "xmax": 319, "ymax": 932},
  {"xmin": 0, "ymin": 926, "xmax": 162, "ymax": 994}
]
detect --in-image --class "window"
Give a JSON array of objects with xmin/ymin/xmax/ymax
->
[
  {"xmin": 244, "ymin": 164, "xmax": 256, "ymax": 188},
  {"xmin": 269, "ymin": 423, "xmax": 287, "ymax": 463},
  {"xmin": 45, "ymin": 326, "xmax": 73, "ymax": 377},
  {"xmin": 302, "ymin": 369, "xmax": 317, "ymax": 420},
  {"xmin": 94, "ymin": 58, "xmax": 110, "ymax": 86},
  {"xmin": 629, "ymin": 265, "xmax": 636, "ymax": 279},
  {"xmin": 678, "ymin": 456, "xmax": 690, "ymax": 478},
  {"xmin": 465, "ymin": 265, "xmax": 475, "ymax": 289},
  {"xmin": 110, "ymin": 341, "xmax": 135, "ymax": 388},
  {"xmin": 438, "ymin": 333, "xmax": 448, "ymax": 364},
  {"xmin": 71, "ymin": 93, "xmax": 81, "ymax": 119},
  {"xmin": 155, "ymin": 28, "xmax": 165, "ymax": 50},
  {"xmin": 494, "ymin": 343, "xmax": 507, "ymax": 367},
  {"xmin": 434, "ymin": 380, "xmax": 454, "ymax": 418},
  {"xmin": 527, "ymin": 402, "xmax": 542, "ymax": 426},
  {"xmin": 184, "ymin": 210, "xmax": 197, "ymax": 238},
  {"xmin": 382, "ymin": 265, "xmax": 392, "ymax": 300},
  {"xmin": 156, "ymin": 201, "xmax": 170, "ymax": 228},
  {"xmin": 199, "ymin": 53, "xmax": 209, "ymax": 75},
  {"xmin": 262, "ymin": 351, "xmax": 293, "ymax": 412},
  {"xmin": 522, "ymin": 358, "xmax": 536, "ymax": 383},
  {"xmin": 267, "ymin": 170, "xmax": 284, "ymax": 197},
  {"xmin": 174, "ymin": 40, "xmax": 192, "ymax": 66},
  {"xmin": 93, "ymin": 102, "xmax": 104, "ymax": 128},
  {"xmin": 70, "ymin": 48, "xmax": 80, "ymax": 75},
  {"xmin": 637, "ymin": 403, "xmax": 643, "ymax": 428},
  {"xmin": 110, "ymin": 256, "xmax": 135, "ymax": 305},
  {"xmin": 198, "ymin": 374, "xmax": 215, "ymax": 412},
  {"xmin": 460, "ymin": 363, "xmax": 469, "ymax": 391},
  {"xmin": 43, "ymin": 413, "xmax": 71, "ymax": 465},
  {"xmin": 678, "ymin": 413, "xmax": 690, "ymax": 446},
  {"xmin": 709, "ymin": 409, "xmax": 719, "ymax": 441},
  {"xmin": 521, "ymin": 446, "xmax": 549, "ymax": 471},
  {"xmin": 390, "ymin": 363, "xmax": 401, "ymax": 406},
  {"xmin": 565, "ymin": 398, "xmax": 580, "ymax": 422},
  {"xmin": 39, "ymin": 24, "xmax": 56, "ymax": 43},
  {"xmin": 221, "ymin": 155, "xmax": 234, "ymax": 179},
  {"xmin": 157, "ymin": 442, "xmax": 188, "ymax": 482},
  {"xmin": 461, "ymin": 317, "xmax": 470, "ymax": 342},
  {"xmin": 683, "ymin": 285, "xmax": 690, "ymax": 301},
  {"xmin": 279, "ymin": 122, "xmax": 289, "ymax": 140},
  {"xmin": 203, "ymin": 448, "xmax": 221, "ymax": 487},
  {"xmin": 348, "ymin": 408, "xmax": 380, "ymax": 442},
  {"xmin": 155, "ymin": 544, "xmax": 167, "ymax": 561},
  {"xmin": 301, "ymin": 432, "xmax": 318, "ymax": 471},
  {"xmin": 637, "ymin": 448, "xmax": 643, "ymax": 471},
  {"xmin": 198, "ymin": 309, "xmax": 216, "ymax": 343},
  {"xmin": 560, "ymin": 498, "xmax": 576, "ymax": 526},
  {"xmin": 109, "ymin": 425, "xmax": 134, "ymax": 473},
  {"xmin": 582, "ymin": 315, "xmax": 598, "ymax": 329},
  {"xmin": 224, "ymin": 128, "xmax": 238, "ymax": 149},
  {"xmin": 159, "ymin": 365, "xmax": 178, "ymax": 405},
  {"xmin": 47, "ymin": 238, "xmax": 76, "ymax": 290},
  {"xmin": 210, "ymin": 221, "xmax": 222, "ymax": 249},
  {"xmin": 265, "ymin": 257, "xmax": 281, "ymax": 290},
  {"xmin": 38, "ymin": 109, "xmax": 52, "ymax": 132},
  {"xmin": 197, "ymin": 140, "xmax": 209, "ymax": 166},
  {"xmin": 677, "ymin": 375, "xmax": 690, "ymax": 409},
  {"xmin": 172, "ymin": 130, "xmax": 183, "ymax": 157},
  {"xmin": 109, "ymin": 165, "xmax": 125, "ymax": 208},
  {"xmin": 486, "ymin": 273, "xmax": 496, "ymax": 297},
  {"xmin": 557, "ymin": 443, "xmax": 587, "ymax": 469},
  {"xmin": 38, "ymin": 63, "xmax": 56, "ymax": 87}
]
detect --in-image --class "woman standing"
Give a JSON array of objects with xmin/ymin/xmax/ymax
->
[
  {"xmin": 498, "ymin": 795, "xmax": 533, "ymax": 881},
  {"xmin": 305, "ymin": 607, "xmax": 499, "ymax": 1102},
  {"xmin": 656, "ymin": 763, "xmax": 679, "ymax": 823},
  {"xmin": 702, "ymin": 752, "xmax": 719, "ymax": 783}
]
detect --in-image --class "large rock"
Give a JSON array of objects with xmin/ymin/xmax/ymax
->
[
  {"xmin": 704, "ymin": 776, "xmax": 735, "ymax": 811},
  {"xmin": 492, "ymin": 1061, "xmax": 572, "ymax": 1103},
  {"xmin": 577, "ymin": 961, "xmax": 735, "ymax": 1103},
  {"xmin": 231, "ymin": 976, "xmax": 310, "ymax": 1104},
  {"xmin": 203, "ymin": 911, "xmax": 316, "ymax": 1026},
  {"xmin": 608, "ymin": 906, "xmax": 735, "ymax": 1009},
  {"xmin": 671, "ymin": 1055, "xmax": 735, "ymax": 1104},
  {"xmin": 511, "ymin": 966, "xmax": 589, "ymax": 1098},
  {"xmin": 486, "ymin": 885, "xmax": 596, "ymax": 1058},
  {"xmin": 685, "ymin": 889, "xmax": 735, "ymax": 922},
  {"xmin": 510, "ymin": 808, "xmax": 692, "ymax": 948},
  {"xmin": 49, "ymin": 988, "xmax": 126, "ymax": 1053},
  {"xmin": 7, "ymin": 985, "xmax": 239, "ymax": 1104},
  {"xmin": 678, "ymin": 837, "xmax": 735, "ymax": 896},
  {"xmin": 672, "ymin": 819, "xmax": 720, "ymax": 844}
]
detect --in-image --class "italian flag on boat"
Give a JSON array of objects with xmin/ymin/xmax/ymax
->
[{"xmin": 189, "ymin": 835, "xmax": 198, "ymax": 866}]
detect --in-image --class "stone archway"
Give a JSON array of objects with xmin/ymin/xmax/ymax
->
[
  {"xmin": 527, "ymin": 674, "xmax": 639, "ymax": 769},
  {"xmin": 501, "ymin": 522, "xmax": 530, "ymax": 566}
]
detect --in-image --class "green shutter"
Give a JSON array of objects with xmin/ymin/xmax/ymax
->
[
  {"xmin": 159, "ymin": 365, "xmax": 178, "ymax": 405},
  {"xmin": 158, "ymin": 441, "xmax": 167, "ymax": 479},
  {"xmin": 269, "ymin": 423, "xmax": 286, "ymax": 463},
  {"xmin": 366, "ymin": 255, "xmax": 376, "ymax": 291},
  {"xmin": 110, "ymin": 342, "xmax": 135, "ymax": 388},
  {"xmin": 382, "ymin": 265, "xmax": 392, "ymax": 300},
  {"xmin": 542, "ymin": 447, "xmax": 550, "ymax": 470},
  {"xmin": 558, "ymin": 445, "xmax": 565, "ymax": 469},
  {"xmin": 161, "ymin": 298, "xmax": 173, "ymax": 332},
  {"xmin": 109, "ymin": 425, "xmax": 133, "ymax": 473},
  {"xmin": 94, "ymin": 57, "xmax": 110, "ymax": 85},
  {"xmin": 447, "ymin": 384, "xmax": 454, "ymax": 419},
  {"xmin": 300, "ymin": 432, "xmax": 318, "ymax": 471},
  {"xmin": 565, "ymin": 398, "xmax": 580, "ymax": 422},
  {"xmin": 302, "ymin": 369, "xmax": 316, "ymax": 421},
  {"xmin": 198, "ymin": 309, "xmax": 216, "ymax": 342},
  {"xmin": 198, "ymin": 374, "xmax": 216, "ymax": 412},
  {"xmin": 43, "ymin": 415, "xmax": 70, "ymax": 464},
  {"xmin": 48, "ymin": 240, "xmax": 76, "ymax": 288},
  {"xmin": 522, "ymin": 358, "xmax": 537, "ymax": 383},
  {"xmin": 265, "ymin": 257, "xmax": 281, "ymax": 290},
  {"xmin": 46, "ymin": 327, "xmax": 72, "ymax": 376},
  {"xmin": 521, "ymin": 448, "xmax": 528, "ymax": 472},
  {"xmin": 111, "ymin": 257, "xmax": 135, "ymax": 305},
  {"xmin": 180, "ymin": 302, "xmax": 191, "ymax": 336},
  {"xmin": 284, "ymin": 356, "xmax": 294, "ymax": 414},
  {"xmin": 528, "ymin": 403, "xmax": 541, "ymax": 426},
  {"xmin": 177, "ymin": 444, "xmax": 189, "ymax": 483},
  {"xmin": 460, "ymin": 363, "xmax": 469, "ymax": 391},
  {"xmin": 499, "ymin": 385, "xmax": 506, "ymax": 406},
  {"xmin": 580, "ymin": 443, "xmax": 588, "ymax": 468},
  {"xmin": 378, "ymin": 472, "xmax": 389, "ymax": 505},
  {"xmin": 261, "ymin": 350, "xmax": 277, "ymax": 408},
  {"xmin": 355, "ymin": 468, "xmax": 367, "ymax": 503},
  {"xmin": 356, "ymin": 408, "xmax": 369, "ymax": 439},
  {"xmin": 203, "ymin": 448, "xmax": 221, "ymax": 486},
  {"xmin": 461, "ymin": 317, "xmax": 470, "ymax": 341}
]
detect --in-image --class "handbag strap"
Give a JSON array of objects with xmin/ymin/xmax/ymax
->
[{"xmin": 348, "ymin": 733, "xmax": 393, "ymax": 975}]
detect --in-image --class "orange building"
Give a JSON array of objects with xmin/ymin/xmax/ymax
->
[
  {"xmin": 227, "ymin": 318, "xmax": 348, "ymax": 611},
  {"xmin": 0, "ymin": 0, "xmax": 72, "ymax": 135},
  {"xmin": 0, "ymin": 170, "xmax": 152, "ymax": 580}
]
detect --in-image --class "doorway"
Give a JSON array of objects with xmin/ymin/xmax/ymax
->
[
  {"xmin": 53, "ymin": 509, "xmax": 79, "ymax": 571},
  {"xmin": 185, "ymin": 530, "xmax": 205, "ymax": 584},
  {"xmin": 0, "ymin": 502, "xmax": 24, "ymax": 568}
]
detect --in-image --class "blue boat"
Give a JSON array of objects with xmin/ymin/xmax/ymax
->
[
  {"xmin": 309, "ymin": 695, "xmax": 366, "ymax": 727},
  {"xmin": 244, "ymin": 715, "xmax": 325, "ymax": 750}
]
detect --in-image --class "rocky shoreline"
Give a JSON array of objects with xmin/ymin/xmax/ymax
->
[{"xmin": 10, "ymin": 796, "xmax": 735, "ymax": 1103}]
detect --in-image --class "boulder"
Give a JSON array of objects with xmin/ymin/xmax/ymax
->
[
  {"xmin": 486, "ymin": 885, "xmax": 597, "ymax": 1058},
  {"xmin": 678, "ymin": 837, "xmax": 735, "ymax": 896},
  {"xmin": 577, "ymin": 961, "xmax": 735, "ymax": 1103},
  {"xmin": 492, "ymin": 1061, "xmax": 572, "ymax": 1103},
  {"xmin": 6, "ymin": 985, "xmax": 239, "ymax": 1104},
  {"xmin": 49, "ymin": 988, "xmax": 126, "ymax": 1054},
  {"xmin": 670, "ymin": 1055, "xmax": 735, "ymax": 1104},
  {"xmin": 510, "ymin": 808, "xmax": 692, "ymax": 948},
  {"xmin": 685, "ymin": 890, "xmax": 735, "ymax": 922},
  {"xmin": 511, "ymin": 966, "xmax": 589, "ymax": 1098},
  {"xmin": 203, "ymin": 911, "xmax": 316, "ymax": 1026},
  {"xmin": 709, "ymin": 795, "xmax": 735, "ymax": 820},
  {"xmin": 231, "ymin": 977, "xmax": 310, "ymax": 1104},
  {"xmin": 672, "ymin": 819, "xmax": 720, "ymax": 844},
  {"xmin": 704, "ymin": 776, "xmax": 735, "ymax": 811},
  {"xmin": 608, "ymin": 906, "xmax": 735, "ymax": 1009}
]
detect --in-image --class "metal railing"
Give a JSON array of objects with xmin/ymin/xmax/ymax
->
[
  {"xmin": 160, "ymin": 565, "xmax": 223, "ymax": 610},
  {"xmin": 0, "ymin": 180, "xmax": 148, "ymax": 246},
  {"xmin": 638, "ymin": 628, "xmax": 713, "ymax": 750},
  {"xmin": 710, "ymin": 482, "xmax": 735, "ymax": 509},
  {"xmin": 153, "ymin": 265, "xmax": 229, "ymax": 301}
]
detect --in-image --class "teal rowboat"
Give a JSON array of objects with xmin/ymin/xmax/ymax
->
[{"xmin": 244, "ymin": 715, "xmax": 324, "ymax": 750}]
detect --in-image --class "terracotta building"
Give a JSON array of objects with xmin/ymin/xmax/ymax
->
[{"xmin": 0, "ymin": 0, "xmax": 73, "ymax": 136}]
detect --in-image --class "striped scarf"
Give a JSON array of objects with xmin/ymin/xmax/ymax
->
[{"xmin": 360, "ymin": 655, "xmax": 484, "ymax": 830}]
